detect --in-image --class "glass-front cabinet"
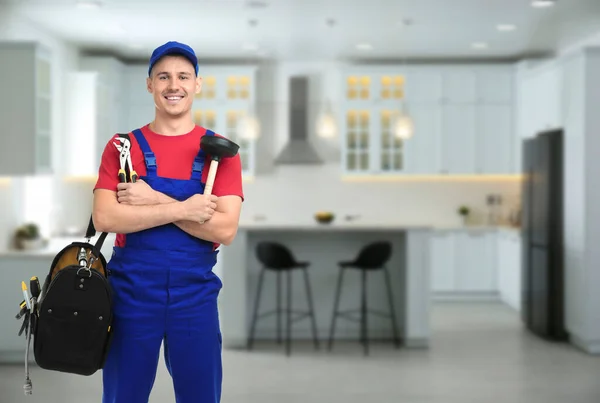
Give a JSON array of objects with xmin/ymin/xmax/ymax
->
[
  {"xmin": 192, "ymin": 67, "xmax": 257, "ymax": 177},
  {"xmin": 342, "ymin": 72, "xmax": 409, "ymax": 175},
  {"xmin": 340, "ymin": 66, "xmax": 516, "ymax": 176}
]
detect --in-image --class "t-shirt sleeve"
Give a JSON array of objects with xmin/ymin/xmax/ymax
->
[
  {"xmin": 94, "ymin": 135, "xmax": 121, "ymax": 192},
  {"xmin": 209, "ymin": 152, "xmax": 244, "ymax": 201}
]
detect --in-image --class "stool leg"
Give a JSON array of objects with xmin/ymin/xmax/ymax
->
[
  {"xmin": 328, "ymin": 267, "xmax": 345, "ymax": 351},
  {"xmin": 286, "ymin": 270, "xmax": 292, "ymax": 356},
  {"xmin": 302, "ymin": 267, "xmax": 320, "ymax": 350},
  {"xmin": 361, "ymin": 270, "xmax": 369, "ymax": 356},
  {"xmin": 383, "ymin": 266, "xmax": 401, "ymax": 348},
  {"xmin": 277, "ymin": 271, "xmax": 282, "ymax": 344},
  {"xmin": 248, "ymin": 267, "xmax": 266, "ymax": 350}
]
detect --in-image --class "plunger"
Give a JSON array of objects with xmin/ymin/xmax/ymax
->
[{"xmin": 200, "ymin": 135, "xmax": 240, "ymax": 196}]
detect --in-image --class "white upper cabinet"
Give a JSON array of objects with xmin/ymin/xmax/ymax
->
[
  {"xmin": 0, "ymin": 42, "xmax": 53, "ymax": 175},
  {"xmin": 442, "ymin": 69, "xmax": 477, "ymax": 104},
  {"xmin": 405, "ymin": 71, "xmax": 443, "ymax": 104},
  {"xmin": 440, "ymin": 104, "xmax": 477, "ymax": 174},
  {"xmin": 340, "ymin": 64, "xmax": 516, "ymax": 176},
  {"xmin": 476, "ymin": 104, "xmax": 514, "ymax": 174},
  {"xmin": 476, "ymin": 69, "xmax": 513, "ymax": 104}
]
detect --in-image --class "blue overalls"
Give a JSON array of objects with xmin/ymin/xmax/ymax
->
[{"xmin": 102, "ymin": 128, "xmax": 223, "ymax": 403}]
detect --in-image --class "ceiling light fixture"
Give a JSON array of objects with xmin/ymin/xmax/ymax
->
[
  {"xmin": 531, "ymin": 0, "xmax": 556, "ymax": 7},
  {"xmin": 471, "ymin": 42, "xmax": 489, "ymax": 49},
  {"xmin": 356, "ymin": 43, "xmax": 373, "ymax": 51},
  {"xmin": 76, "ymin": 0, "xmax": 102, "ymax": 10},
  {"xmin": 497, "ymin": 24, "xmax": 517, "ymax": 32}
]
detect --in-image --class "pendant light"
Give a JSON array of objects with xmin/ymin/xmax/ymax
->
[
  {"xmin": 238, "ymin": 109, "xmax": 261, "ymax": 140},
  {"xmin": 393, "ymin": 18, "xmax": 414, "ymax": 140},
  {"xmin": 393, "ymin": 111, "xmax": 414, "ymax": 139},
  {"xmin": 316, "ymin": 18, "xmax": 338, "ymax": 139},
  {"xmin": 238, "ymin": 18, "xmax": 261, "ymax": 140},
  {"xmin": 316, "ymin": 99, "xmax": 337, "ymax": 139}
]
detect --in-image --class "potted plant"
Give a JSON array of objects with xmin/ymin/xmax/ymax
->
[
  {"xmin": 14, "ymin": 223, "xmax": 42, "ymax": 250},
  {"xmin": 457, "ymin": 205, "xmax": 470, "ymax": 226}
]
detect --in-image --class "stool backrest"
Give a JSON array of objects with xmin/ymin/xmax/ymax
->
[
  {"xmin": 354, "ymin": 241, "xmax": 392, "ymax": 269},
  {"xmin": 256, "ymin": 242, "xmax": 297, "ymax": 269}
]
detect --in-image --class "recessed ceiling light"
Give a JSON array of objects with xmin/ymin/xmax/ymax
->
[
  {"xmin": 77, "ymin": 1, "xmax": 102, "ymax": 9},
  {"xmin": 531, "ymin": 0, "xmax": 555, "ymax": 7},
  {"xmin": 497, "ymin": 24, "xmax": 517, "ymax": 32},
  {"xmin": 471, "ymin": 42, "xmax": 489, "ymax": 49},
  {"xmin": 356, "ymin": 43, "xmax": 373, "ymax": 51}
]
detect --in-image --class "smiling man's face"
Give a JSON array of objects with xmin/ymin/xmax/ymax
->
[{"xmin": 146, "ymin": 55, "xmax": 201, "ymax": 118}]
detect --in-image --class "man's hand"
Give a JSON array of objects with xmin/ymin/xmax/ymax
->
[
  {"xmin": 180, "ymin": 194, "xmax": 219, "ymax": 224},
  {"xmin": 117, "ymin": 179, "xmax": 160, "ymax": 205}
]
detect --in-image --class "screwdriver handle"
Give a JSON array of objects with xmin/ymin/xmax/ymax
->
[{"xmin": 30, "ymin": 277, "xmax": 40, "ymax": 299}]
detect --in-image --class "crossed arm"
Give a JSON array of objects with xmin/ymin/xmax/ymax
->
[{"xmin": 92, "ymin": 180, "xmax": 242, "ymax": 245}]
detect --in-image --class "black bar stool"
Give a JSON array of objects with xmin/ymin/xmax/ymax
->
[
  {"xmin": 247, "ymin": 241, "xmax": 320, "ymax": 356},
  {"xmin": 327, "ymin": 241, "xmax": 400, "ymax": 356}
]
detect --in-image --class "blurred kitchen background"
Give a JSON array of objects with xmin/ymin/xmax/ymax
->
[{"xmin": 2, "ymin": 0, "xmax": 600, "ymax": 402}]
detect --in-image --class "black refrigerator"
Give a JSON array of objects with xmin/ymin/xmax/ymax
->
[{"xmin": 521, "ymin": 129, "xmax": 568, "ymax": 341}]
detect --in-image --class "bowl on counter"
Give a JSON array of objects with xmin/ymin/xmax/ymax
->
[{"xmin": 314, "ymin": 211, "xmax": 335, "ymax": 224}]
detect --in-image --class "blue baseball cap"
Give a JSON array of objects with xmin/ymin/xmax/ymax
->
[{"xmin": 148, "ymin": 41, "xmax": 199, "ymax": 77}]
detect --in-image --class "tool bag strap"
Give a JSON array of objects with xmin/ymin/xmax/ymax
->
[{"xmin": 85, "ymin": 132, "xmax": 134, "ymax": 252}]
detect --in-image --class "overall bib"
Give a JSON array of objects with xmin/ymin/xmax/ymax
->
[{"xmin": 102, "ymin": 128, "xmax": 223, "ymax": 403}]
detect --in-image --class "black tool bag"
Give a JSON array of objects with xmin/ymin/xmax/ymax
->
[{"xmin": 33, "ymin": 226, "xmax": 113, "ymax": 376}]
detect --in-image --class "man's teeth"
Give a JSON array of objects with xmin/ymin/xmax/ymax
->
[{"xmin": 166, "ymin": 96, "xmax": 182, "ymax": 100}]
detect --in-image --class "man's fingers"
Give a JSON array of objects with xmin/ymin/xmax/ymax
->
[
  {"xmin": 117, "ymin": 183, "xmax": 130, "ymax": 191},
  {"xmin": 209, "ymin": 202, "xmax": 217, "ymax": 210}
]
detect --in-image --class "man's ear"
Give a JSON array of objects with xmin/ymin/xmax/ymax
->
[
  {"xmin": 146, "ymin": 76, "xmax": 153, "ymax": 93},
  {"xmin": 195, "ymin": 76, "xmax": 203, "ymax": 95}
]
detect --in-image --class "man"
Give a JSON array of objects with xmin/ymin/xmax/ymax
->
[{"xmin": 92, "ymin": 41, "xmax": 244, "ymax": 403}]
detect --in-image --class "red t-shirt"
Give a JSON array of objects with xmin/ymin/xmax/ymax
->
[{"xmin": 94, "ymin": 124, "xmax": 244, "ymax": 249}]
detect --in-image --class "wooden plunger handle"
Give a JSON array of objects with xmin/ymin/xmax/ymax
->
[{"xmin": 204, "ymin": 159, "xmax": 219, "ymax": 196}]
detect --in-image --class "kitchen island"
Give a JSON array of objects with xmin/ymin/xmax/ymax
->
[
  {"xmin": 216, "ymin": 223, "xmax": 432, "ymax": 349},
  {"xmin": 0, "ymin": 225, "xmax": 432, "ymax": 363}
]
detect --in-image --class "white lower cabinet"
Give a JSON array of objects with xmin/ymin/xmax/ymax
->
[
  {"xmin": 496, "ymin": 231, "xmax": 522, "ymax": 311},
  {"xmin": 431, "ymin": 229, "xmax": 521, "ymax": 307}
]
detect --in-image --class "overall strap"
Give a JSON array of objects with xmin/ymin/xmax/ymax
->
[
  {"xmin": 132, "ymin": 128, "xmax": 157, "ymax": 177},
  {"xmin": 191, "ymin": 129, "xmax": 215, "ymax": 181}
]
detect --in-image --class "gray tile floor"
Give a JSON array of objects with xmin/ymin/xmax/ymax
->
[{"xmin": 2, "ymin": 302, "xmax": 600, "ymax": 403}]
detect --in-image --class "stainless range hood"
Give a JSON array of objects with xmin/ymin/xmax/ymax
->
[{"xmin": 274, "ymin": 76, "xmax": 323, "ymax": 165}]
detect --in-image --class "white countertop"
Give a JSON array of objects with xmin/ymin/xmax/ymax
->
[
  {"xmin": 238, "ymin": 222, "xmax": 434, "ymax": 231},
  {"xmin": 0, "ymin": 225, "xmax": 520, "ymax": 258},
  {"xmin": 0, "ymin": 234, "xmax": 116, "ymax": 258},
  {"xmin": 238, "ymin": 221, "xmax": 520, "ymax": 232}
]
